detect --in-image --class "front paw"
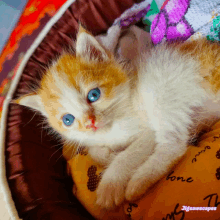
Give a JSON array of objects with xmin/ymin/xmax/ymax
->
[
  {"xmin": 96, "ymin": 172, "xmax": 127, "ymax": 209},
  {"xmin": 125, "ymin": 173, "xmax": 151, "ymax": 202}
]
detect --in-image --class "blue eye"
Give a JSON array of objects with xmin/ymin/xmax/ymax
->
[
  {"xmin": 87, "ymin": 88, "xmax": 101, "ymax": 103},
  {"xmin": 62, "ymin": 114, "xmax": 75, "ymax": 126}
]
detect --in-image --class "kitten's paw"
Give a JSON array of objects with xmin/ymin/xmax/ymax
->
[
  {"xmin": 96, "ymin": 173, "xmax": 126, "ymax": 209},
  {"xmin": 125, "ymin": 174, "xmax": 150, "ymax": 202}
]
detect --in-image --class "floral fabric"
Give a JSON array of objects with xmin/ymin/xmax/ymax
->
[{"xmin": 150, "ymin": 0, "xmax": 220, "ymax": 44}]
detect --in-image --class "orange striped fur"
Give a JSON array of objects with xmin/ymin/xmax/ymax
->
[{"xmin": 174, "ymin": 39, "xmax": 220, "ymax": 93}]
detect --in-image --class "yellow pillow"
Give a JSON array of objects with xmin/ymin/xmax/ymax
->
[{"xmin": 65, "ymin": 121, "xmax": 220, "ymax": 219}]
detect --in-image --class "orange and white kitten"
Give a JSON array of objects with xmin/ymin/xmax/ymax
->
[{"xmin": 16, "ymin": 26, "xmax": 220, "ymax": 209}]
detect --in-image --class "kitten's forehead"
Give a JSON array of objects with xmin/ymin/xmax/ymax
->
[
  {"xmin": 52, "ymin": 70, "xmax": 89, "ymax": 117},
  {"xmin": 59, "ymin": 83, "xmax": 88, "ymax": 118},
  {"xmin": 52, "ymin": 53, "xmax": 128, "ymax": 97}
]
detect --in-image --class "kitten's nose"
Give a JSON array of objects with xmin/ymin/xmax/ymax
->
[{"xmin": 84, "ymin": 115, "xmax": 98, "ymax": 131}]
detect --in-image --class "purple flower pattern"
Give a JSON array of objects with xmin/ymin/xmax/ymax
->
[{"xmin": 151, "ymin": 0, "xmax": 194, "ymax": 44}]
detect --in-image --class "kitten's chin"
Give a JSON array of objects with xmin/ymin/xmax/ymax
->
[{"xmin": 72, "ymin": 122, "xmax": 140, "ymax": 149}]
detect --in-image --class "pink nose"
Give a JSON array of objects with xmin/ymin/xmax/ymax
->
[{"xmin": 85, "ymin": 116, "xmax": 98, "ymax": 131}]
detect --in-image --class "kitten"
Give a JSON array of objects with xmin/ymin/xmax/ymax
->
[{"xmin": 15, "ymin": 25, "xmax": 220, "ymax": 210}]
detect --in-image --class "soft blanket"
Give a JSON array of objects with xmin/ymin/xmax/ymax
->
[{"xmin": 107, "ymin": 0, "xmax": 220, "ymax": 44}]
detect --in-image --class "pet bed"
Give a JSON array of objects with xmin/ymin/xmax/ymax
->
[{"xmin": 0, "ymin": 0, "xmax": 220, "ymax": 219}]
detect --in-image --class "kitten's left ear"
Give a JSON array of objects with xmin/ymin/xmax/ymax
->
[
  {"xmin": 12, "ymin": 94, "xmax": 47, "ymax": 116},
  {"xmin": 76, "ymin": 25, "xmax": 110, "ymax": 62}
]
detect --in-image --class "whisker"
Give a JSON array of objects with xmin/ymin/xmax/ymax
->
[
  {"xmin": 49, "ymin": 145, "xmax": 63, "ymax": 162},
  {"xmin": 23, "ymin": 112, "xmax": 38, "ymax": 127},
  {"xmin": 50, "ymin": 142, "xmax": 64, "ymax": 148},
  {"xmin": 38, "ymin": 118, "xmax": 48, "ymax": 143}
]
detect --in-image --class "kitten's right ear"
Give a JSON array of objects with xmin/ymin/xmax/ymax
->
[
  {"xmin": 76, "ymin": 25, "xmax": 110, "ymax": 62},
  {"xmin": 12, "ymin": 94, "xmax": 46, "ymax": 116}
]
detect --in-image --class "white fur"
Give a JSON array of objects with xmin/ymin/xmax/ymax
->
[{"xmin": 96, "ymin": 45, "xmax": 220, "ymax": 208}]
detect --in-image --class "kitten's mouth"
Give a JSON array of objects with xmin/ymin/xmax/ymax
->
[
  {"xmin": 85, "ymin": 119, "xmax": 105, "ymax": 132},
  {"xmin": 84, "ymin": 114, "xmax": 109, "ymax": 132},
  {"xmin": 86, "ymin": 119, "xmax": 98, "ymax": 131},
  {"xmin": 85, "ymin": 118, "xmax": 103, "ymax": 132}
]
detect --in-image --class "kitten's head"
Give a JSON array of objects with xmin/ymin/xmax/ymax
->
[{"xmin": 15, "ymin": 26, "xmax": 136, "ymax": 147}]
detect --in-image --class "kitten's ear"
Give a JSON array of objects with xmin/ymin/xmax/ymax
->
[
  {"xmin": 13, "ymin": 94, "xmax": 47, "ymax": 116},
  {"xmin": 76, "ymin": 25, "xmax": 110, "ymax": 62}
]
